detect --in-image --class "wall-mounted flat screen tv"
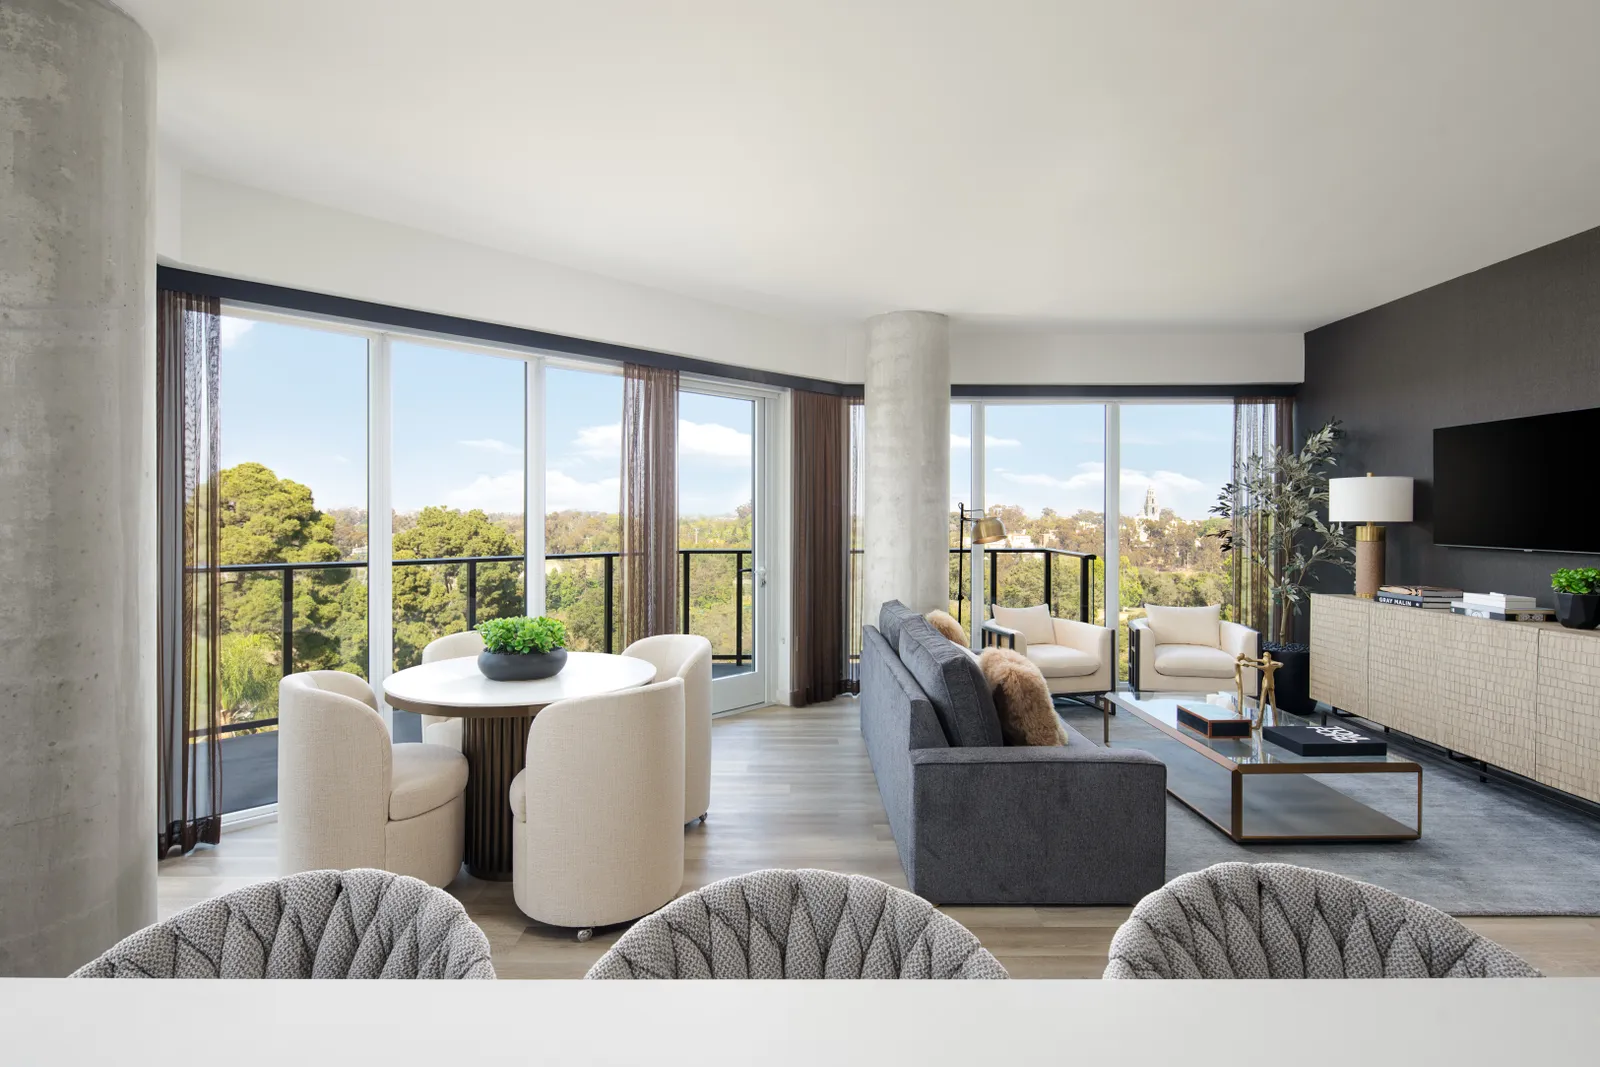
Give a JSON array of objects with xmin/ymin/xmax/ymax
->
[{"xmin": 1433, "ymin": 406, "xmax": 1600, "ymax": 554}]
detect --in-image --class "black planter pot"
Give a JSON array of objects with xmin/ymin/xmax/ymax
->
[
  {"xmin": 477, "ymin": 648, "xmax": 568, "ymax": 681},
  {"xmin": 1262, "ymin": 642, "xmax": 1315, "ymax": 715},
  {"xmin": 1555, "ymin": 592, "xmax": 1600, "ymax": 630}
]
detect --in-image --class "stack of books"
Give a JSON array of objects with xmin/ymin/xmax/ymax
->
[
  {"xmin": 1375, "ymin": 585, "xmax": 1462, "ymax": 610},
  {"xmin": 1451, "ymin": 592, "xmax": 1557, "ymax": 622}
]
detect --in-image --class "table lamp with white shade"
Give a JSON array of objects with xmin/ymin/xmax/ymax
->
[{"xmin": 1328, "ymin": 474, "xmax": 1414, "ymax": 598}]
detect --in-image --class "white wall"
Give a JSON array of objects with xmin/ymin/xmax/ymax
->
[
  {"xmin": 163, "ymin": 170, "xmax": 842, "ymax": 380},
  {"xmin": 948, "ymin": 330, "xmax": 1303, "ymax": 386},
  {"xmin": 158, "ymin": 167, "xmax": 1305, "ymax": 387}
]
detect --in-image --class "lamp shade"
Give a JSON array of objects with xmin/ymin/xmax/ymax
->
[
  {"xmin": 971, "ymin": 515, "xmax": 1007, "ymax": 544},
  {"xmin": 1328, "ymin": 474, "xmax": 1413, "ymax": 524}
]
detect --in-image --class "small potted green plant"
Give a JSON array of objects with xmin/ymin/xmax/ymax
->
[
  {"xmin": 475, "ymin": 616, "xmax": 569, "ymax": 681},
  {"xmin": 1551, "ymin": 568, "xmax": 1600, "ymax": 630}
]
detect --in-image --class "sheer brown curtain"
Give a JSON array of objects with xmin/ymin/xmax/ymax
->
[
  {"xmin": 846, "ymin": 399, "xmax": 865, "ymax": 692},
  {"xmin": 157, "ymin": 290, "xmax": 223, "ymax": 857},
  {"xmin": 790, "ymin": 391, "xmax": 853, "ymax": 705},
  {"xmin": 1230, "ymin": 397, "xmax": 1293, "ymax": 637},
  {"xmin": 620, "ymin": 363, "xmax": 679, "ymax": 645}
]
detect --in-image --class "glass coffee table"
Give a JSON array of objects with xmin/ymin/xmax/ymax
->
[{"xmin": 1102, "ymin": 690, "xmax": 1422, "ymax": 843}]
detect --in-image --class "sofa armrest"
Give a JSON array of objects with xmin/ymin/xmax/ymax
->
[
  {"xmin": 1128, "ymin": 617, "xmax": 1155, "ymax": 692},
  {"xmin": 980, "ymin": 620, "xmax": 1026, "ymax": 654},
  {"xmin": 907, "ymin": 745, "xmax": 1167, "ymax": 904}
]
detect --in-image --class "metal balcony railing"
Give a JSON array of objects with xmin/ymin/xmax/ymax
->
[
  {"xmin": 948, "ymin": 546, "xmax": 1098, "ymax": 628},
  {"xmin": 213, "ymin": 548, "xmax": 755, "ymax": 735}
]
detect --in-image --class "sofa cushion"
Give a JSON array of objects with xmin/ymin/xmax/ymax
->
[
  {"xmin": 898, "ymin": 615, "xmax": 1004, "ymax": 748},
  {"xmin": 925, "ymin": 609, "xmax": 968, "ymax": 645},
  {"xmin": 1144, "ymin": 604, "xmax": 1221, "ymax": 648},
  {"xmin": 991, "ymin": 603, "xmax": 1055, "ymax": 647},
  {"xmin": 1152, "ymin": 643, "xmax": 1236, "ymax": 679},
  {"xmin": 390, "ymin": 742, "xmax": 469, "ymax": 821},
  {"xmin": 979, "ymin": 648, "xmax": 1067, "ymax": 747},
  {"xmin": 1027, "ymin": 644, "xmax": 1101, "ymax": 679},
  {"xmin": 879, "ymin": 600, "xmax": 920, "ymax": 651}
]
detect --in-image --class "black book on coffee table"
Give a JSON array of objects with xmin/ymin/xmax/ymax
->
[{"xmin": 1262, "ymin": 724, "xmax": 1388, "ymax": 757}]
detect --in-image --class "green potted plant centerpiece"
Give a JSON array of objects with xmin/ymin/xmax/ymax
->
[
  {"xmin": 1211, "ymin": 418, "xmax": 1355, "ymax": 714},
  {"xmin": 475, "ymin": 616, "xmax": 569, "ymax": 681},
  {"xmin": 1551, "ymin": 567, "xmax": 1600, "ymax": 630}
]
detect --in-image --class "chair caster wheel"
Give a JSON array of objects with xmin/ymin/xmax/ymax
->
[
  {"xmin": 577, "ymin": 928, "xmax": 594, "ymax": 943},
  {"xmin": 700, "ymin": 812, "xmax": 708, "ymax": 825}
]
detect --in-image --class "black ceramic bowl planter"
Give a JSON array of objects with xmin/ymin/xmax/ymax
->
[
  {"xmin": 477, "ymin": 647, "xmax": 568, "ymax": 681},
  {"xmin": 474, "ymin": 616, "xmax": 571, "ymax": 680}
]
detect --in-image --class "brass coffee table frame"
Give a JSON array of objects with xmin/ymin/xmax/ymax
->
[{"xmin": 1103, "ymin": 691, "xmax": 1422, "ymax": 844}]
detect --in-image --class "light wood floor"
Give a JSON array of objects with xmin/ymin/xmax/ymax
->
[{"xmin": 159, "ymin": 699, "xmax": 1600, "ymax": 977}]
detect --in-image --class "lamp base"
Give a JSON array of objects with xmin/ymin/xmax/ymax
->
[{"xmin": 1354, "ymin": 524, "xmax": 1385, "ymax": 598}]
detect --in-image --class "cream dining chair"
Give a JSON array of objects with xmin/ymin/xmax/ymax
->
[
  {"xmin": 417, "ymin": 629, "xmax": 485, "ymax": 751},
  {"xmin": 622, "ymin": 633, "xmax": 713, "ymax": 825}
]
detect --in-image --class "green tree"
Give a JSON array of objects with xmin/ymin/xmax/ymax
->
[{"xmin": 391, "ymin": 506, "xmax": 523, "ymax": 670}]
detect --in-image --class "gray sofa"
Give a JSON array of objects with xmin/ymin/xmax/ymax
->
[{"xmin": 861, "ymin": 600, "xmax": 1167, "ymax": 905}]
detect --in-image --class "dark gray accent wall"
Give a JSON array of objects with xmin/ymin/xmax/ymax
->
[{"xmin": 1299, "ymin": 224, "xmax": 1600, "ymax": 602}]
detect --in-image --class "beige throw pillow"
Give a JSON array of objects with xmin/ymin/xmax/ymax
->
[
  {"xmin": 979, "ymin": 647, "xmax": 1068, "ymax": 747},
  {"xmin": 1144, "ymin": 604, "xmax": 1222, "ymax": 647},
  {"xmin": 991, "ymin": 603, "xmax": 1055, "ymax": 646},
  {"xmin": 924, "ymin": 609, "xmax": 968, "ymax": 645}
]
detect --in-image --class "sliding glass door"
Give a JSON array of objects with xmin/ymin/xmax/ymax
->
[{"xmin": 680, "ymin": 385, "xmax": 768, "ymax": 712}]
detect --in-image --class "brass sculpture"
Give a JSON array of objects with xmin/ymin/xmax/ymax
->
[{"xmin": 1235, "ymin": 652, "xmax": 1281, "ymax": 730}]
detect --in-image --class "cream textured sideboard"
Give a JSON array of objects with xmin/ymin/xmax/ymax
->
[{"xmin": 1309, "ymin": 593, "xmax": 1600, "ymax": 803}]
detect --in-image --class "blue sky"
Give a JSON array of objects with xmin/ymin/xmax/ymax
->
[
  {"xmin": 221, "ymin": 317, "xmax": 754, "ymax": 518},
  {"xmin": 951, "ymin": 402, "xmax": 1231, "ymax": 520}
]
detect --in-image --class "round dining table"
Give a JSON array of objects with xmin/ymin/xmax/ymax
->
[{"xmin": 382, "ymin": 650, "xmax": 656, "ymax": 880}]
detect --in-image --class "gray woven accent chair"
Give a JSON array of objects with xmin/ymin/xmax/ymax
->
[
  {"xmin": 72, "ymin": 868, "xmax": 495, "ymax": 979},
  {"xmin": 1104, "ymin": 862, "xmax": 1541, "ymax": 979},
  {"xmin": 586, "ymin": 868, "xmax": 1008, "ymax": 979}
]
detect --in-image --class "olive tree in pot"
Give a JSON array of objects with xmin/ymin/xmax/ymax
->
[
  {"xmin": 1552, "ymin": 568, "xmax": 1600, "ymax": 630},
  {"xmin": 476, "ymin": 616, "xmax": 569, "ymax": 681},
  {"xmin": 1211, "ymin": 419, "xmax": 1354, "ymax": 714}
]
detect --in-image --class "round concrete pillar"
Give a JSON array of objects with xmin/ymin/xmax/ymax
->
[
  {"xmin": 863, "ymin": 311, "xmax": 951, "ymax": 624},
  {"xmin": 0, "ymin": 0, "xmax": 157, "ymax": 975}
]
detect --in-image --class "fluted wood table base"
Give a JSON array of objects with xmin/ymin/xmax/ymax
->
[{"xmin": 461, "ymin": 715, "xmax": 534, "ymax": 880}]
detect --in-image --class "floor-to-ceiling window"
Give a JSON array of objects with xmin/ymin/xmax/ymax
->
[
  {"xmin": 1117, "ymin": 402, "xmax": 1234, "ymax": 678},
  {"xmin": 217, "ymin": 312, "xmax": 369, "ymax": 813},
  {"xmin": 980, "ymin": 403, "xmax": 1107, "ymax": 626},
  {"xmin": 389, "ymin": 340, "xmax": 528, "ymax": 739},
  {"xmin": 542, "ymin": 364, "xmax": 624, "ymax": 654},
  {"xmin": 679, "ymin": 389, "xmax": 757, "ymax": 685}
]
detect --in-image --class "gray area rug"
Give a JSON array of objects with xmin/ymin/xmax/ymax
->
[{"xmin": 1057, "ymin": 701, "xmax": 1600, "ymax": 916}]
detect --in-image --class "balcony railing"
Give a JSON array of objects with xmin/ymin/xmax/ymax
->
[
  {"xmin": 948, "ymin": 546, "xmax": 1098, "ymax": 629},
  {"xmin": 213, "ymin": 548, "xmax": 755, "ymax": 736}
]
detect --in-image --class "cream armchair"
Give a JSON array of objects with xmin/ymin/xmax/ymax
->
[
  {"xmin": 1129, "ymin": 604, "xmax": 1259, "ymax": 695},
  {"xmin": 509, "ymin": 679, "xmax": 686, "ymax": 940},
  {"xmin": 278, "ymin": 671, "xmax": 467, "ymax": 888},
  {"xmin": 622, "ymin": 633, "xmax": 712, "ymax": 825},
  {"xmin": 981, "ymin": 603, "xmax": 1114, "ymax": 703},
  {"xmin": 418, "ymin": 630, "xmax": 484, "ymax": 751}
]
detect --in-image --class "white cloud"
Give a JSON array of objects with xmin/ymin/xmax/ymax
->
[
  {"xmin": 1001, "ymin": 461, "xmax": 1105, "ymax": 492},
  {"xmin": 446, "ymin": 470, "xmax": 524, "ymax": 513},
  {"xmin": 459, "ymin": 438, "xmax": 522, "ymax": 457},
  {"xmin": 573, "ymin": 422, "xmax": 621, "ymax": 459},
  {"xmin": 220, "ymin": 317, "xmax": 255, "ymax": 348},
  {"xmin": 680, "ymin": 420, "xmax": 751, "ymax": 463},
  {"xmin": 571, "ymin": 420, "xmax": 750, "ymax": 465},
  {"xmin": 545, "ymin": 469, "xmax": 620, "ymax": 512},
  {"xmin": 1122, "ymin": 467, "xmax": 1205, "ymax": 494},
  {"xmin": 951, "ymin": 433, "xmax": 970, "ymax": 448}
]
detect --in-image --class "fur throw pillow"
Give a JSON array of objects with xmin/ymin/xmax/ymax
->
[
  {"xmin": 924, "ymin": 609, "xmax": 967, "ymax": 645},
  {"xmin": 978, "ymin": 647, "xmax": 1068, "ymax": 746}
]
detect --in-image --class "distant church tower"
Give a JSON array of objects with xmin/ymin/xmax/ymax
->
[{"xmin": 1141, "ymin": 484, "xmax": 1159, "ymax": 520}]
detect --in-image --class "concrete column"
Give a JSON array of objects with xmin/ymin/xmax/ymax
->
[
  {"xmin": 0, "ymin": 0, "xmax": 157, "ymax": 975},
  {"xmin": 863, "ymin": 311, "xmax": 951, "ymax": 624}
]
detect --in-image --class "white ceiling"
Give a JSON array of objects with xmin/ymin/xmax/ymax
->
[{"xmin": 124, "ymin": 0, "xmax": 1600, "ymax": 330}]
